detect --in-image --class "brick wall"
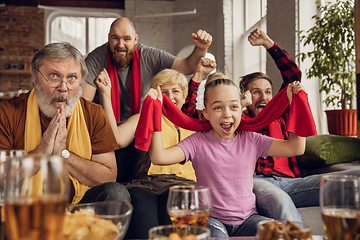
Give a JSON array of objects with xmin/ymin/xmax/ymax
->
[{"xmin": 0, "ymin": 6, "xmax": 44, "ymax": 92}]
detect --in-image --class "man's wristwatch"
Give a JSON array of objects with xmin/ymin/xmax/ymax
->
[{"xmin": 61, "ymin": 149, "xmax": 70, "ymax": 159}]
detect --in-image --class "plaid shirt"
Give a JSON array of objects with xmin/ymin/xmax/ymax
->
[
  {"xmin": 182, "ymin": 42, "xmax": 302, "ymax": 178},
  {"xmin": 253, "ymin": 42, "xmax": 302, "ymax": 178},
  {"xmin": 182, "ymin": 80, "xmax": 201, "ymax": 118}
]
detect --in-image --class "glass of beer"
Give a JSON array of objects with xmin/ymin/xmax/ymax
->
[
  {"xmin": 149, "ymin": 224, "xmax": 210, "ymax": 240},
  {"xmin": 320, "ymin": 175, "xmax": 360, "ymax": 240},
  {"xmin": 4, "ymin": 154, "xmax": 70, "ymax": 240},
  {"xmin": 167, "ymin": 185, "xmax": 212, "ymax": 228},
  {"xmin": 0, "ymin": 150, "xmax": 26, "ymax": 240}
]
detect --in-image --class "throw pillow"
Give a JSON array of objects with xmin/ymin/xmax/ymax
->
[{"xmin": 296, "ymin": 134, "xmax": 360, "ymax": 168}]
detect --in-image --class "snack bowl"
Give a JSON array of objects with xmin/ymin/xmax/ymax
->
[
  {"xmin": 256, "ymin": 220, "xmax": 312, "ymax": 240},
  {"xmin": 149, "ymin": 224, "xmax": 210, "ymax": 240},
  {"xmin": 63, "ymin": 200, "xmax": 133, "ymax": 240}
]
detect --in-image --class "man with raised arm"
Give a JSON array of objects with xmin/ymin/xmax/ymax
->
[
  {"xmin": 242, "ymin": 28, "xmax": 360, "ymax": 223},
  {"xmin": 82, "ymin": 17, "xmax": 212, "ymax": 123}
]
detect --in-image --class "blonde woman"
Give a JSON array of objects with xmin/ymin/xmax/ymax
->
[{"xmin": 96, "ymin": 69, "xmax": 197, "ymax": 239}]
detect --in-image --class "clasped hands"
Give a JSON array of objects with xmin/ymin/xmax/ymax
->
[{"xmin": 33, "ymin": 106, "xmax": 67, "ymax": 156}]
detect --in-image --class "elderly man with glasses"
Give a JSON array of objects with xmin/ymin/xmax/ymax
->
[{"xmin": 0, "ymin": 42, "xmax": 131, "ymax": 204}]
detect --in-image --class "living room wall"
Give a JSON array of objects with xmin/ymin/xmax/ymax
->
[
  {"xmin": 125, "ymin": 0, "xmax": 224, "ymax": 74},
  {"xmin": 0, "ymin": 1, "xmax": 225, "ymax": 93},
  {"xmin": 0, "ymin": 6, "xmax": 44, "ymax": 92}
]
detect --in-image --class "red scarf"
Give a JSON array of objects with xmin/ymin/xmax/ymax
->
[
  {"xmin": 268, "ymin": 119, "xmax": 295, "ymax": 177},
  {"xmin": 273, "ymin": 90, "xmax": 318, "ymax": 177},
  {"xmin": 107, "ymin": 46, "xmax": 141, "ymax": 122},
  {"xmin": 135, "ymin": 88, "xmax": 317, "ymax": 151}
]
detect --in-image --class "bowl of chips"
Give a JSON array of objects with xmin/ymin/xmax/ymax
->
[
  {"xmin": 148, "ymin": 225, "xmax": 210, "ymax": 240},
  {"xmin": 63, "ymin": 200, "xmax": 133, "ymax": 240},
  {"xmin": 256, "ymin": 220, "xmax": 312, "ymax": 240}
]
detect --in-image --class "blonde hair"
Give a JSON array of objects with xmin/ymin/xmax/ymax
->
[
  {"xmin": 203, "ymin": 78, "xmax": 238, "ymax": 107},
  {"xmin": 205, "ymin": 71, "xmax": 228, "ymax": 85},
  {"xmin": 150, "ymin": 69, "xmax": 188, "ymax": 99}
]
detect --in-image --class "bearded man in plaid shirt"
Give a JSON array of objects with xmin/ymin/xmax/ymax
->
[{"xmin": 241, "ymin": 28, "xmax": 360, "ymax": 223}]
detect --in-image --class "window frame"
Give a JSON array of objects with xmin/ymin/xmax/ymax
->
[{"xmin": 43, "ymin": 6, "xmax": 123, "ymax": 55}]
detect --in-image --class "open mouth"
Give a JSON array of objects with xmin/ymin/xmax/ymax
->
[
  {"xmin": 220, "ymin": 122, "xmax": 233, "ymax": 134},
  {"xmin": 115, "ymin": 48, "xmax": 127, "ymax": 55},
  {"xmin": 172, "ymin": 102, "xmax": 179, "ymax": 108},
  {"xmin": 256, "ymin": 103, "xmax": 267, "ymax": 113}
]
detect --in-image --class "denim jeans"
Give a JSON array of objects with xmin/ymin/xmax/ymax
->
[
  {"xmin": 208, "ymin": 214, "xmax": 272, "ymax": 237},
  {"xmin": 253, "ymin": 168, "xmax": 360, "ymax": 221},
  {"xmin": 78, "ymin": 182, "xmax": 131, "ymax": 204}
]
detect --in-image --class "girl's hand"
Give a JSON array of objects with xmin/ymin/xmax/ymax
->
[
  {"xmin": 292, "ymin": 81, "xmax": 306, "ymax": 94},
  {"xmin": 94, "ymin": 68, "xmax": 111, "ymax": 98},
  {"xmin": 156, "ymin": 86, "xmax": 163, "ymax": 105},
  {"xmin": 286, "ymin": 81, "xmax": 304, "ymax": 105},
  {"xmin": 240, "ymin": 90, "xmax": 252, "ymax": 107},
  {"xmin": 286, "ymin": 82, "xmax": 294, "ymax": 105}
]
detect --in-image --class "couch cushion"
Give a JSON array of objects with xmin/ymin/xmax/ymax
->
[{"xmin": 296, "ymin": 134, "xmax": 360, "ymax": 168}]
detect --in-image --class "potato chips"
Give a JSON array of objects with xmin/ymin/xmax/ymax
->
[
  {"xmin": 62, "ymin": 209, "xmax": 120, "ymax": 240},
  {"xmin": 257, "ymin": 220, "xmax": 312, "ymax": 240}
]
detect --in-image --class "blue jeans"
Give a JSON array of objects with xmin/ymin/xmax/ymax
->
[
  {"xmin": 78, "ymin": 182, "xmax": 131, "ymax": 204},
  {"xmin": 208, "ymin": 214, "xmax": 272, "ymax": 237},
  {"xmin": 253, "ymin": 168, "xmax": 360, "ymax": 221}
]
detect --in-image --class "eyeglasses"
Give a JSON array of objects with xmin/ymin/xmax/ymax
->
[{"xmin": 38, "ymin": 70, "xmax": 80, "ymax": 90}]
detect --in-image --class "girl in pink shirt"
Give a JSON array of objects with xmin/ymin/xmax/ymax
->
[{"xmin": 148, "ymin": 78, "xmax": 305, "ymax": 237}]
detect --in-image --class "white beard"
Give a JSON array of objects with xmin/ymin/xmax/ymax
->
[{"xmin": 34, "ymin": 85, "xmax": 83, "ymax": 118}]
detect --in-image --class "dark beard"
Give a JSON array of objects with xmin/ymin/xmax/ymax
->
[
  {"xmin": 246, "ymin": 107, "xmax": 256, "ymax": 118},
  {"xmin": 109, "ymin": 45, "xmax": 136, "ymax": 69}
]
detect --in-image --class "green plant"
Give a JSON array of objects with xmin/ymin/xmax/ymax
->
[{"xmin": 297, "ymin": 0, "xmax": 355, "ymax": 109}]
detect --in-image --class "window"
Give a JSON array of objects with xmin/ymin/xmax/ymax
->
[
  {"xmin": 232, "ymin": 0, "xmax": 267, "ymax": 86},
  {"xmin": 49, "ymin": 17, "xmax": 116, "ymax": 55},
  {"xmin": 44, "ymin": 7, "xmax": 122, "ymax": 55},
  {"xmin": 243, "ymin": 0, "xmax": 267, "ymax": 74},
  {"xmin": 245, "ymin": 0, "xmax": 266, "ymax": 30}
]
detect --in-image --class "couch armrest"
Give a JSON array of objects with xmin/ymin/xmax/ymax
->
[{"xmin": 296, "ymin": 134, "xmax": 360, "ymax": 177}]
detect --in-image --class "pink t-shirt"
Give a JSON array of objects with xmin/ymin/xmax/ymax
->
[{"xmin": 177, "ymin": 131, "xmax": 273, "ymax": 225}]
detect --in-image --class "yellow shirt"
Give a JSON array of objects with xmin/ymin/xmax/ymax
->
[{"xmin": 147, "ymin": 115, "xmax": 196, "ymax": 181}]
